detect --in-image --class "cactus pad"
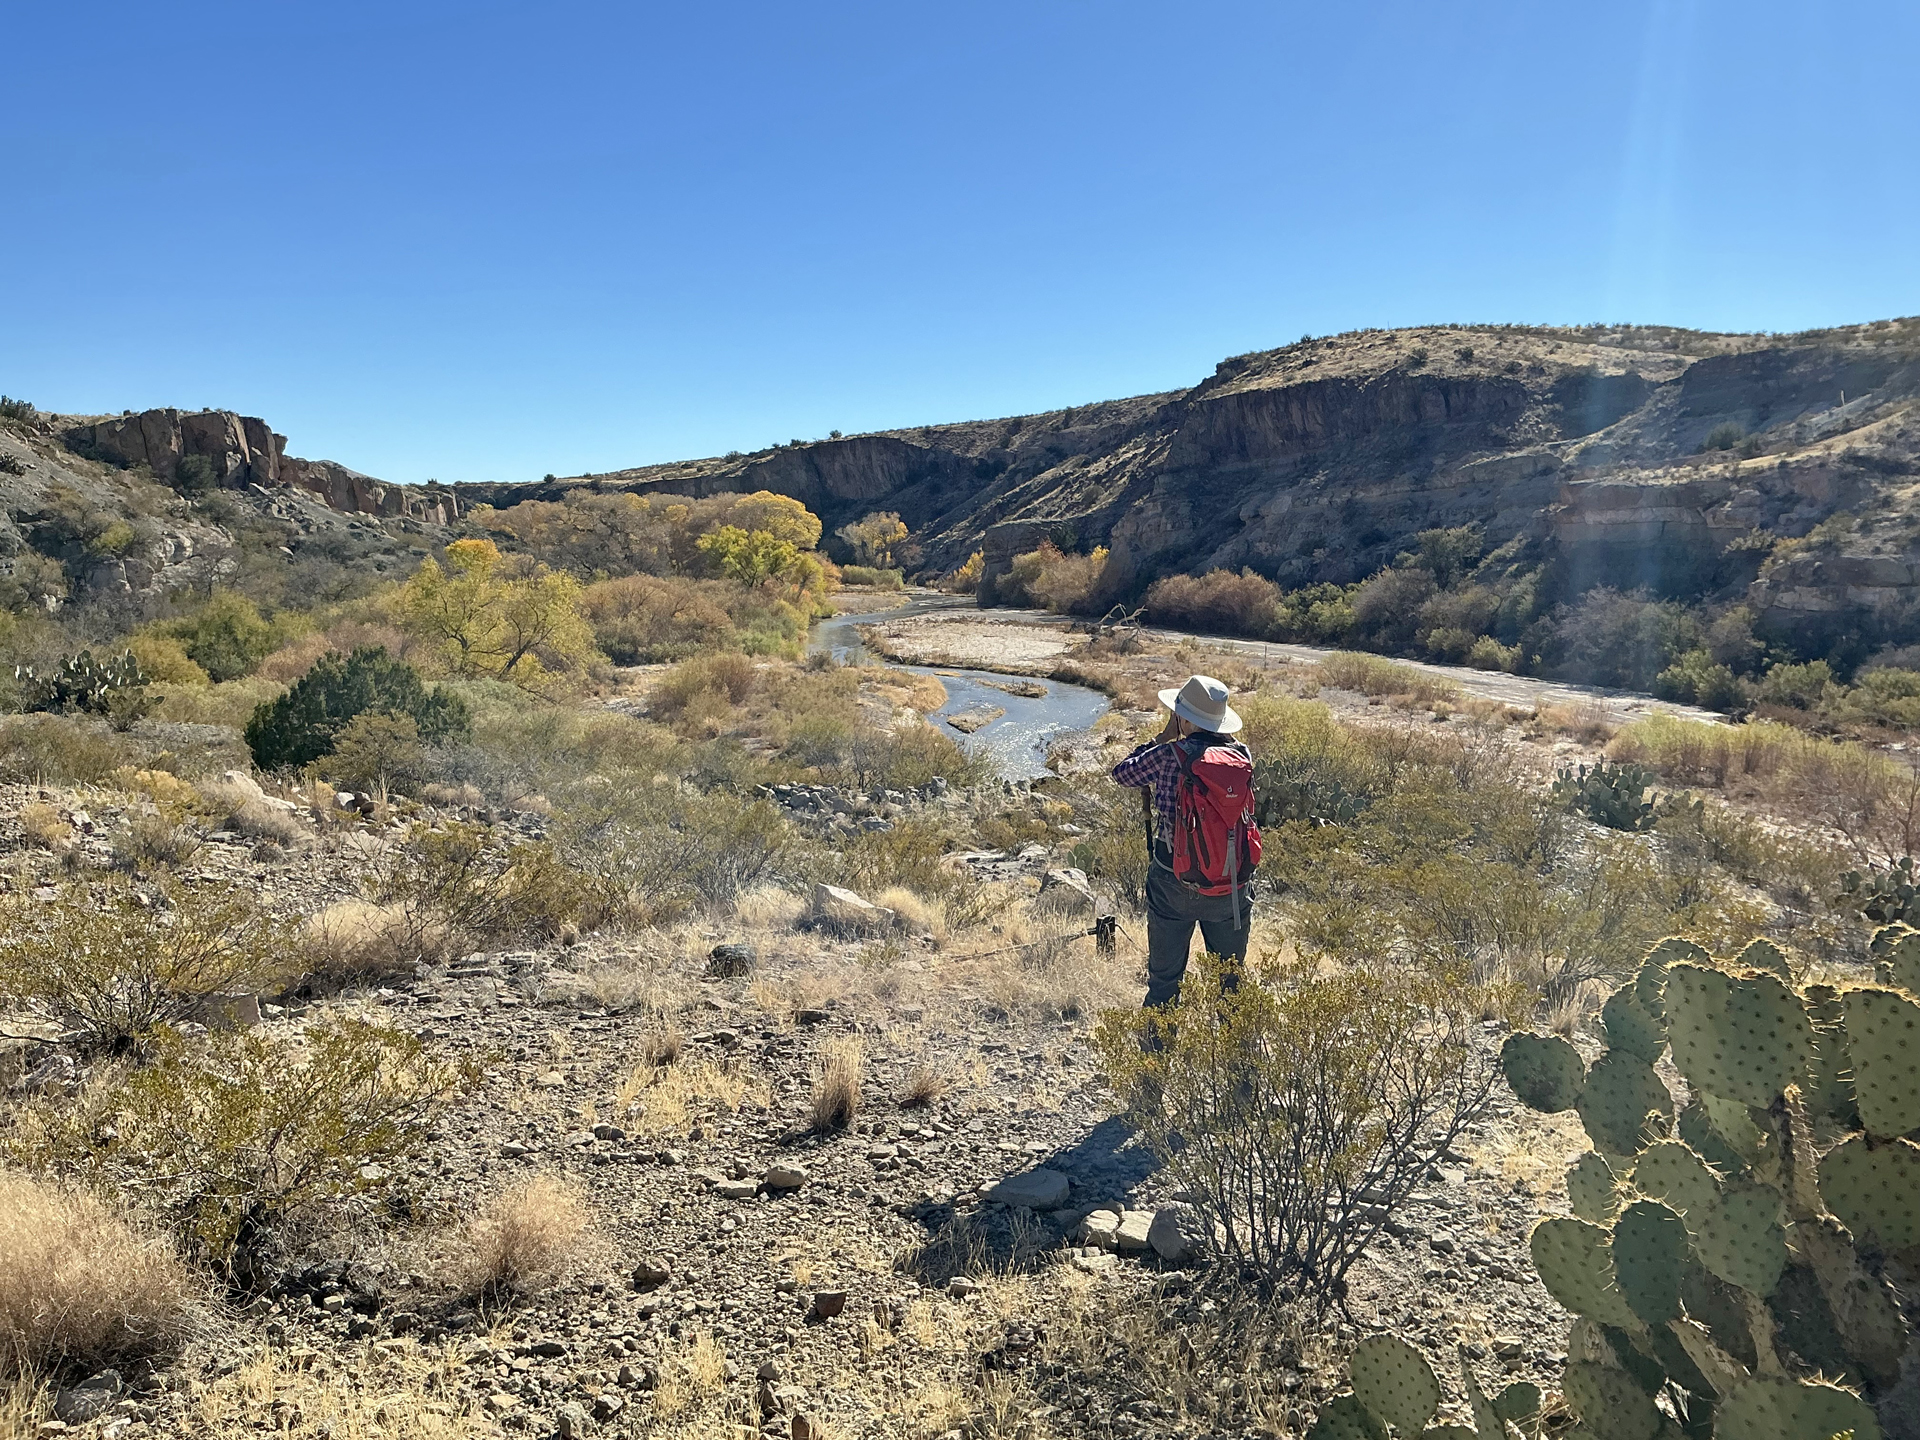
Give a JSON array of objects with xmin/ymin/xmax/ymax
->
[
  {"xmin": 1841, "ymin": 985, "xmax": 1920, "ymax": 1137},
  {"xmin": 1500, "ymin": 1032, "xmax": 1585, "ymax": 1112},
  {"xmin": 1733, "ymin": 936, "xmax": 1792, "ymax": 981},
  {"xmin": 1348, "ymin": 1335, "xmax": 1439, "ymax": 1437},
  {"xmin": 1819, "ymin": 1134, "xmax": 1920, "ymax": 1253},
  {"xmin": 1493, "ymin": 1380, "xmax": 1542, "ymax": 1431},
  {"xmin": 1628, "ymin": 1140, "xmax": 1718, "ymax": 1221},
  {"xmin": 1575, "ymin": 1050, "xmax": 1674, "ymax": 1155},
  {"xmin": 1529, "ymin": 1217, "xmax": 1638, "ymax": 1331},
  {"xmin": 1561, "ymin": 1361, "xmax": 1662, "ymax": 1440},
  {"xmin": 1713, "ymin": 1376, "xmax": 1881, "ymax": 1440},
  {"xmin": 1870, "ymin": 921, "xmax": 1920, "ymax": 993},
  {"xmin": 1305, "ymin": 1395, "xmax": 1387, "ymax": 1440},
  {"xmin": 1567, "ymin": 1151, "xmax": 1621, "ymax": 1223},
  {"xmin": 1612, "ymin": 1199, "xmax": 1688, "ymax": 1325},
  {"xmin": 1663, "ymin": 962, "xmax": 1811, "ymax": 1108},
  {"xmin": 1601, "ymin": 982, "xmax": 1666, "ymax": 1064},
  {"xmin": 1802, "ymin": 983, "xmax": 1859, "ymax": 1126},
  {"xmin": 1636, "ymin": 936, "xmax": 1711, "ymax": 1019},
  {"xmin": 1693, "ymin": 1181, "xmax": 1788, "ymax": 1295},
  {"xmin": 1677, "ymin": 1100, "xmax": 1749, "ymax": 1175},
  {"xmin": 1457, "ymin": 1347, "xmax": 1503, "ymax": 1440}
]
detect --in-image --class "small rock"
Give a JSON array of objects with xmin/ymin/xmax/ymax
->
[
  {"xmin": 811, "ymin": 883, "xmax": 896, "ymax": 932},
  {"xmin": 53, "ymin": 1372, "xmax": 122, "ymax": 1424},
  {"xmin": 763, "ymin": 1161, "xmax": 808, "ymax": 1190},
  {"xmin": 947, "ymin": 1276, "xmax": 983, "ymax": 1298},
  {"xmin": 529, "ymin": 1339, "xmax": 568, "ymax": 1358},
  {"xmin": 534, "ymin": 1072, "xmax": 565, "ymax": 1089},
  {"xmin": 631, "ymin": 1256, "xmax": 673, "ymax": 1288},
  {"xmin": 809, "ymin": 1290, "xmax": 848, "ymax": 1320},
  {"xmin": 556, "ymin": 1402, "xmax": 589, "ymax": 1438},
  {"xmin": 1115, "ymin": 1211, "xmax": 1154, "ymax": 1252},
  {"xmin": 593, "ymin": 1123, "xmax": 626, "ymax": 1142},
  {"xmin": 484, "ymin": 1392, "xmax": 518, "ymax": 1415},
  {"xmin": 500, "ymin": 1141, "xmax": 532, "ymax": 1158},
  {"xmin": 592, "ymin": 1393, "xmax": 626, "ymax": 1422},
  {"xmin": 715, "ymin": 1179, "xmax": 758, "ymax": 1200},
  {"xmin": 793, "ymin": 1414, "xmax": 826, "ymax": 1440},
  {"xmin": 707, "ymin": 943, "xmax": 757, "ymax": 978}
]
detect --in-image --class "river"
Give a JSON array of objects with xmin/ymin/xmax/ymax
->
[{"xmin": 808, "ymin": 592, "xmax": 1111, "ymax": 781}]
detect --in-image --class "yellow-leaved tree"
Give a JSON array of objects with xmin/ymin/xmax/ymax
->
[
  {"xmin": 836, "ymin": 512, "xmax": 910, "ymax": 569},
  {"xmin": 399, "ymin": 538, "xmax": 597, "ymax": 691}
]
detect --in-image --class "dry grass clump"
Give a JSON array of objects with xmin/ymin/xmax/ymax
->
[
  {"xmin": 119, "ymin": 812, "xmax": 201, "ymax": 872},
  {"xmin": 16, "ymin": 802, "xmax": 71, "ymax": 849},
  {"xmin": 0, "ymin": 1171, "xmax": 201, "ymax": 1380},
  {"xmin": 732, "ymin": 883, "xmax": 807, "ymax": 931},
  {"xmin": 810, "ymin": 1036, "xmax": 864, "ymax": 1132},
  {"xmin": 299, "ymin": 900, "xmax": 443, "ymax": 987},
  {"xmin": 451, "ymin": 1175, "xmax": 588, "ymax": 1303},
  {"xmin": 874, "ymin": 885, "xmax": 942, "ymax": 937},
  {"xmin": 640, "ymin": 1026, "xmax": 686, "ymax": 1069},
  {"xmin": 1314, "ymin": 651, "xmax": 1462, "ymax": 705},
  {"xmin": 898, "ymin": 1064, "xmax": 947, "ymax": 1109},
  {"xmin": 189, "ymin": 1337, "xmax": 482, "ymax": 1437},
  {"xmin": 617, "ymin": 1059, "xmax": 760, "ymax": 1137}
]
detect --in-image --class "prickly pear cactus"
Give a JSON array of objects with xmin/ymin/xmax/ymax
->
[
  {"xmin": 1309, "ymin": 1339, "xmax": 1545, "ymax": 1440},
  {"xmin": 1495, "ymin": 931, "xmax": 1918, "ymax": 1440}
]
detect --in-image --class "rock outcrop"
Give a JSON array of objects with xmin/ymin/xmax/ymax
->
[{"xmin": 64, "ymin": 408, "xmax": 457, "ymax": 523}]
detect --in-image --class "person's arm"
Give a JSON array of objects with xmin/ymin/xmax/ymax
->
[{"xmin": 1111, "ymin": 736, "xmax": 1179, "ymax": 790}]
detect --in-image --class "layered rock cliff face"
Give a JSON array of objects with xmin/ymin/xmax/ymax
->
[
  {"xmin": 66, "ymin": 408, "xmax": 459, "ymax": 524},
  {"xmin": 498, "ymin": 319, "xmax": 1920, "ymax": 637}
]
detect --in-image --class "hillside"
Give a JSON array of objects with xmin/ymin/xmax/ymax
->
[{"xmin": 466, "ymin": 319, "xmax": 1920, "ymax": 654}]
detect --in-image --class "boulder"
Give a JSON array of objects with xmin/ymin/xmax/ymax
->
[
  {"xmin": 811, "ymin": 883, "xmax": 896, "ymax": 932},
  {"xmin": 985, "ymin": 1168, "xmax": 1070, "ymax": 1210},
  {"xmin": 809, "ymin": 1290, "xmax": 847, "ymax": 1320},
  {"xmin": 1148, "ymin": 1203, "xmax": 1211, "ymax": 1263},
  {"xmin": 220, "ymin": 769, "xmax": 266, "ymax": 800},
  {"xmin": 1114, "ymin": 1210, "xmax": 1155, "ymax": 1252},
  {"xmin": 1038, "ymin": 867, "xmax": 1099, "ymax": 915}
]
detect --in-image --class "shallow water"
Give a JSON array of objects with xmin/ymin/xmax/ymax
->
[{"xmin": 810, "ymin": 593, "xmax": 1111, "ymax": 780}]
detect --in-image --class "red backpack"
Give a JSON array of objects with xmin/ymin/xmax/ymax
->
[{"xmin": 1170, "ymin": 739, "xmax": 1262, "ymax": 921}]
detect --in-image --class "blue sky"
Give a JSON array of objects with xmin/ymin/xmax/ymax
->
[{"xmin": 3, "ymin": 1, "xmax": 1916, "ymax": 484}]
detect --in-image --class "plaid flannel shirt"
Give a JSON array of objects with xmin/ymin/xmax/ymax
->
[{"xmin": 1110, "ymin": 738, "xmax": 1186, "ymax": 842}]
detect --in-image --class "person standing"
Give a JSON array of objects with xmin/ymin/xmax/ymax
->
[{"xmin": 1110, "ymin": 673, "xmax": 1260, "ymax": 1010}]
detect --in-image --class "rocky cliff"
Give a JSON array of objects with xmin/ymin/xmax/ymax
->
[
  {"xmin": 493, "ymin": 319, "xmax": 1920, "ymax": 638},
  {"xmin": 65, "ymin": 407, "xmax": 460, "ymax": 524}
]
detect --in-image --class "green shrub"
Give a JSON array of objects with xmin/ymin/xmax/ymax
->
[
  {"xmin": 1753, "ymin": 659, "xmax": 1835, "ymax": 710},
  {"xmin": 1703, "ymin": 419, "xmax": 1745, "ymax": 450},
  {"xmin": 1238, "ymin": 695, "xmax": 1383, "ymax": 826},
  {"xmin": 650, "ymin": 651, "xmax": 758, "ymax": 721},
  {"xmin": 1653, "ymin": 648, "xmax": 1746, "ymax": 711},
  {"xmin": 1826, "ymin": 666, "xmax": 1920, "ymax": 730},
  {"xmin": 245, "ymin": 646, "xmax": 470, "ymax": 771},
  {"xmin": 366, "ymin": 821, "xmax": 615, "ymax": 946},
  {"xmin": 0, "ymin": 883, "xmax": 291, "ymax": 1050},
  {"xmin": 163, "ymin": 592, "xmax": 278, "ymax": 682},
  {"xmin": 0, "ymin": 395, "xmax": 35, "ymax": 424},
  {"xmin": 556, "ymin": 782, "xmax": 790, "ymax": 921},
  {"xmin": 1096, "ymin": 952, "xmax": 1511, "ymax": 1310},
  {"xmin": 20, "ymin": 1021, "xmax": 472, "ymax": 1283},
  {"xmin": 324, "ymin": 712, "xmax": 426, "ymax": 792}
]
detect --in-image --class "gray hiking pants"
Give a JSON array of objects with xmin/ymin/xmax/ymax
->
[{"xmin": 1143, "ymin": 854, "xmax": 1252, "ymax": 1009}]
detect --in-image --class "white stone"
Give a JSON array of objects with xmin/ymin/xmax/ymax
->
[{"xmin": 1115, "ymin": 1210, "xmax": 1155, "ymax": 1251}]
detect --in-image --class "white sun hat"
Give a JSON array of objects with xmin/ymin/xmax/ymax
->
[{"xmin": 1156, "ymin": 673, "xmax": 1242, "ymax": 734}]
